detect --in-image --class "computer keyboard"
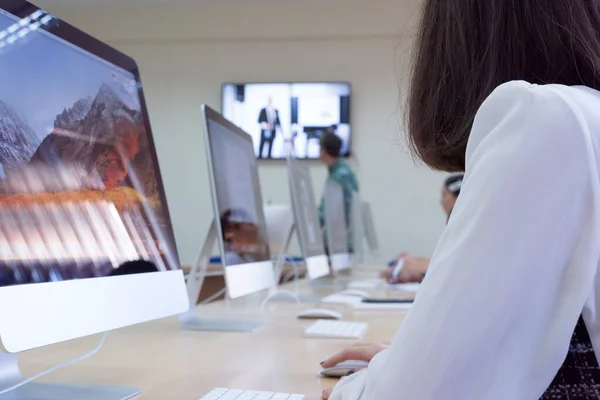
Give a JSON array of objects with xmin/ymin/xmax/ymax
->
[
  {"xmin": 303, "ymin": 319, "xmax": 368, "ymax": 339},
  {"xmin": 199, "ymin": 388, "xmax": 306, "ymax": 400}
]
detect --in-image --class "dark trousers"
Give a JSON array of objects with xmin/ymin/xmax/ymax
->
[{"xmin": 259, "ymin": 131, "xmax": 275, "ymax": 158}]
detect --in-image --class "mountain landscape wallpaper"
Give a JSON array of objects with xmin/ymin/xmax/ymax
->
[{"xmin": 0, "ymin": 14, "xmax": 178, "ymax": 278}]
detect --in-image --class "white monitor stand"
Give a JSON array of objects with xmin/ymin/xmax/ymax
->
[{"xmin": 178, "ymin": 221, "xmax": 263, "ymax": 332}]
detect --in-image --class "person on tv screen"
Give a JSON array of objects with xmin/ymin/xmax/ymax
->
[
  {"xmin": 257, "ymin": 96, "xmax": 281, "ymax": 159},
  {"xmin": 317, "ymin": 132, "xmax": 358, "ymax": 251}
]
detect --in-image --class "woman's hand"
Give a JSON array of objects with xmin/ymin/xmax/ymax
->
[
  {"xmin": 320, "ymin": 342, "xmax": 390, "ymax": 399},
  {"xmin": 321, "ymin": 342, "xmax": 389, "ymax": 368},
  {"xmin": 383, "ymin": 254, "xmax": 430, "ymax": 284}
]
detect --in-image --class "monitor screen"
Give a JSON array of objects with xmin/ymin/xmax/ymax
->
[
  {"xmin": 324, "ymin": 179, "xmax": 350, "ymax": 264},
  {"xmin": 204, "ymin": 112, "xmax": 271, "ymax": 267},
  {"xmin": 222, "ymin": 82, "xmax": 351, "ymax": 160},
  {"xmin": 0, "ymin": 6, "xmax": 179, "ymax": 285},
  {"xmin": 287, "ymin": 158, "xmax": 325, "ymax": 259}
]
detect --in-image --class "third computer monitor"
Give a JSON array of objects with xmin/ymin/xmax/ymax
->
[
  {"xmin": 287, "ymin": 158, "xmax": 330, "ymax": 279},
  {"xmin": 202, "ymin": 105, "xmax": 274, "ymax": 299},
  {"xmin": 323, "ymin": 179, "xmax": 351, "ymax": 271}
]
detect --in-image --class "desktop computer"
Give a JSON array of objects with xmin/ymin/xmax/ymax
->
[
  {"xmin": 362, "ymin": 201, "xmax": 379, "ymax": 253},
  {"xmin": 180, "ymin": 105, "xmax": 275, "ymax": 331},
  {"xmin": 350, "ymin": 192, "xmax": 366, "ymax": 266},
  {"xmin": 0, "ymin": 2, "xmax": 188, "ymax": 398},
  {"xmin": 287, "ymin": 158, "xmax": 330, "ymax": 280},
  {"xmin": 323, "ymin": 179, "xmax": 351, "ymax": 272}
]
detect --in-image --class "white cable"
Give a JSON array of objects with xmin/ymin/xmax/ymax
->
[
  {"xmin": 0, "ymin": 332, "xmax": 108, "ymax": 396},
  {"xmin": 200, "ymin": 287, "xmax": 227, "ymax": 305}
]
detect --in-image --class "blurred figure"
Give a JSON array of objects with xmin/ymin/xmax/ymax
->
[
  {"xmin": 381, "ymin": 174, "xmax": 464, "ymax": 283},
  {"xmin": 257, "ymin": 96, "xmax": 280, "ymax": 159}
]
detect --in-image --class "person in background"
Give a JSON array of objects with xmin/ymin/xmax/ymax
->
[
  {"xmin": 381, "ymin": 174, "xmax": 464, "ymax": 283},
  {"xmin": 257, "ymin": 96, "xmax": 280, "ymax": 159},
  {"xmin": 323, "ymin": 0, "xmax": 600, "ymax": 398},
  {"xmin": 317, "ymin": 132, "xmax": 358, "ymax": 251}
]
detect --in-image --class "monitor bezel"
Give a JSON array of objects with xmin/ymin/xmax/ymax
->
[
  {"xmin": 220, "ymin": 81, "xmax": 353, "ymax": 160},
  {"xmin": 201, "ymin": 104, "xmax": 274, "ymax": 299},
  {"xmin": 0, "ymin": 1, "xmax": 188, "ymax": 353}
]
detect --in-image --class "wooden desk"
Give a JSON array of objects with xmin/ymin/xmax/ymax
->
[{"xmin": 19, "ymin": 272, "xmax": 409, "ymax": 400}]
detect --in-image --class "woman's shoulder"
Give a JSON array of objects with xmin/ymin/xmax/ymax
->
[{"xmin": 466, "ymin": 80, "xmax": 597, "ymax": 168}]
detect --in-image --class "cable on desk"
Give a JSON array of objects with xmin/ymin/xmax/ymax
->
[{"xmin": 0, "ymin": 332, "xmax": 108, "ymax": 396}]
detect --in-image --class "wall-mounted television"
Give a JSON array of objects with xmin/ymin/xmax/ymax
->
[{"xmin": 222, "ymin": 82, "xmax": 351, "ymax": 160}]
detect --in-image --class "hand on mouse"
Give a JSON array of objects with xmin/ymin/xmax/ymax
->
[{"xmin": 320, "ymin": 342, "xmax": 390, "ymax": 369}]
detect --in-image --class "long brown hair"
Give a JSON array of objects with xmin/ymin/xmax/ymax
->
[{"xmin": 408, "ymin": 0, "xmax": 600, "ymax": 172}]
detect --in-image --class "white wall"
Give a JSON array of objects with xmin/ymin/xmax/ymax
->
[{"xmin": 43, "ymin": 0, "xmax": 447, "ymax": 266}]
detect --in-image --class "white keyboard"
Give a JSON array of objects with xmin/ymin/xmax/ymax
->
[
  {"xmin": 199, "ymin": 388, "xmax": 306, "ymax": 400},
  {"xmin": 303, "ymin": 319, "xmax": 368, "ymax": 339}
]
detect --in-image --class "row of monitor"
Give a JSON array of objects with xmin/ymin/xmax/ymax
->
[
  {"xmin": 201, "ymin": 106, "xmax": 377, "ymax": 299},
  {"xmin": 0, "ymin": 2, "xmax": 378, "ymax": 397}
]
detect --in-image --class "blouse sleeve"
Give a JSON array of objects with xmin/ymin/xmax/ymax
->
[{"xmin": 329, "ymin": 81, "xmax": 600, "ymax": 400}]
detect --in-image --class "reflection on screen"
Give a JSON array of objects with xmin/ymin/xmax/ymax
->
[
  {"xmin": 0, "ymin": 9, "xmax": 179, "ymax": 286},
  {"xmin": 288, "ymin": 160, "xmax": 325, "ymax": 258},
  {"xmin": 207, "ymin": 119, "xmax": 270, "ymax": 266}
]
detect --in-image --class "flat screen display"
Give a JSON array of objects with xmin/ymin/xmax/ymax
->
[
  {"xmin": 288, "ymin": 158, "xmax": 325, "ymax": 258},
  {"xmin": 0, "ymin": 5, "xmax": 179, "ymax": 285},
  {"xmin": 222, "ymin": 82, "xmax": 351, "ymax": 160},
  {"xmin": 204, "ymin": 110, "xmax": 271, "ymax": 267}
]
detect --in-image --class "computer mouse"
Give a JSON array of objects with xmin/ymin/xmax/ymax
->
[
  {"xmin": 339, "ymin": 289, "xmax": 369, "ymax": 298},
  {"xmin": 320, "ymin": 360, "xmax": 369, "ymax": 378},
  {"xmin": 297, "ymin": 308, "xmax": 342, "ymax": 320}
]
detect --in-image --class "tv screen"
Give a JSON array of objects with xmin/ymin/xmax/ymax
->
[{"xmin": 222, "ymin": 82, "xmax": 351, "ymax": 160}]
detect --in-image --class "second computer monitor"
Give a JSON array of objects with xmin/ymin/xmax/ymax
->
[
  {"xmin": 202, "ymin": 105, "xmax": 274, "ymax": 299},
  {"xmin": 287, "ymin": 158, "xmax": 329, "ymax": 279},
  {"xmin": 323, "ymin": 179, "xmax": 351, "ymax": 271}
]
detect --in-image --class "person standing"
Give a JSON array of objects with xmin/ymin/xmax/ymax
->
[{"xmin": 257, "ymin": 96, "xmax": 280, "ymax": 159}]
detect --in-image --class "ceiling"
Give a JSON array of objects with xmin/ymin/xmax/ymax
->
[{"xmin": 36, "ymin": 0, "xmax": 301, "ymax": 7}]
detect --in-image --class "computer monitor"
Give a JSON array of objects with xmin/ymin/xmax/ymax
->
[
  {"xmin": 202, "ymin": 105, "xmax": 274, "ymax": 299},
  {"xmin": 350, "ymin": 192, "xmax": 365, "ymax": 265},
  {"xmin": 0, "ymin": 2, "xmax": 187, "ymax": 397},
  {"xmin": 323, "ymin": 179, "xmax": 351, "ymax": 271},
  {"xmin": 362, "ymin": 202, "xmax": 379, "ymax": 253},
  {"xmin": 287, "ymin": 158, "xmax": 330, "ymax": 279}
]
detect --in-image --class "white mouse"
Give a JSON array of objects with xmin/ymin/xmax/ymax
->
[
  {"xmin": 339, "ymin": 289, "xmax": 369, "ymax": 298},
  {"xmin": 320, "ymin": 360, "xmax": 369, "ymax": 378},
  {"xmin": 297, "ymin": 308, "xmax": 342, "ymax": 320}
]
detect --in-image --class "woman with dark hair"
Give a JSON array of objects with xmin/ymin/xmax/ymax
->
[{"xmin": 323, "ymin": 1, "xmax": 600, "ymax": 399}]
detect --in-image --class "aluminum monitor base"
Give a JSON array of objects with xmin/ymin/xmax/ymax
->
[
  {"xmin": 180, "ymin": 221, "xmax": 262, "ymax": 332},
  {"xmin": 179, "ymin": 312, "xmax": 263, "ymax": 332},
  {"xmin": 0, "ymin": 351, "xmax": 139, "ymax": 399},
  {"xmin": 0, "ymin": 383, "xmax": 139, "ymax": 399}
]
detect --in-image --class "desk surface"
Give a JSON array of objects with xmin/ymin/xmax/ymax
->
[{"xmin": 20, "ymin": 271, "xmax": 410, "ymax": 400}]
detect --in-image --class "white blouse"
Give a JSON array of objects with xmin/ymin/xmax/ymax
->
[{"xmin": 330, "ymin": 80, "xmax": 600, "ymax": 399}]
